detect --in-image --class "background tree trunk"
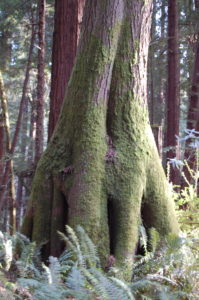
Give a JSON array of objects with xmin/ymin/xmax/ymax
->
[
  {"xmin": 0, "ymin": 71, "xmax": 16, "ymax": 232},
  {"xmin": 22, "ymin": 0, "xmax": 178, "ymax": 268},
  {"xmin": 184, "ymin": 2, "xmax": 199, "ymax": 185},
  {"xmin": 166, "ymin": 0, "xmax": 180, "ymax": 184},
  {"xmin": 48, "ymin": 0, "xmax": 85, "ymax": 139},
  {"xmin": 35, "ymin": 0, "xmax": 46, "ymax": 163},
  {"xmin": 0, "ymin": 112, "xmax": 4, "ymax": 184},
  {"xmin": 0, "ymin": 18, "xmax": 36, "ymax": 224},
  {"xmin": 16, "ymin": 96, "xmax": 29, "ymax": 230}
]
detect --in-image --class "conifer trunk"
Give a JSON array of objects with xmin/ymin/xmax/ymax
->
[
  {"xmin": 22, "ymin": 0, "xmax": 179, "ymax": 267},
  {"xmin": 184, "ymin": 2, "xmax": 199, "ymax": 185},
  {"xmin": 0, "ymin": 18, "xmax": 36, "ymax": 221},
  {"xmin": 35, "ymin": 0, "xmax": 46, "ymax": 163},
  {"xmin": 0, "ymin": 71, "xmax": 16, "ymax": 232},
  {"xmin": 0, "ymin": 112, "xmax": 4, "ymax": 184},
  {"xmin": 48, "ymin": 0, "xmax": 85, "ymax": 139},
  {"xmin": 166, "ymin": 0, "xmax": 180, "ymax": 184}
]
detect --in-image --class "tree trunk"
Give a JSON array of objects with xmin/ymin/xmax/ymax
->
[
  {"xmin": 0, "ymin": 112, "xmax": 4, "ymax": 184},
  {"xmin": 35, "ymin": 0, "xmax": 46, "ymax": 163},
  {"xmin": 22, "ymin": 0, "xmax": 179, "ymax": 268},
  {"xmin": 0, "ymin": 17, "xmax": 36, "ymax": 219},
  {"xmin": 0, "ymin": 71, "xmax": 16, "ymax": 232},
  {"xmin": 184, "ymin": 3, "xmax": 199, "ymax": 185},
  {"xmin": 48, "ymin": 0, "xmax": 85, "ymax": 139},
  {"xmin": 16, "ymin": 96, "xmax": 29, "ymax": 230},
  {"xmin": 148, "ymin": 0, "xmax": 165, "ymax": 158},
  {"xmin": 166, "ymin": 0, "xmax": 180, "ymax": 184}
]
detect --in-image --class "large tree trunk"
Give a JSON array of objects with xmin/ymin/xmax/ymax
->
[
  {"xmin": 22, "ymin": 0, "xmax": 179, "ymax": 268},
  {"xmin": 48, "ymin": 0, "xmax": 85, "ymax": 139},
  {"xmin": 166, "ymin": 0, "xmax": 180, "ymax": 184}
]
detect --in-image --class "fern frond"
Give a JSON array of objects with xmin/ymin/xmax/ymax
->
[
  {"xmin": 58, "ymin": 226, "xmax": 84, "ymax": 267},
  {"xmin": 76, "ymin": 226, "xmax": 100, "ymax": 268},
  {"xmin": 147, "ymin": 228, "xmax": 159, "ymax": 253},
  {"xmin": 89, "ymin": 268, "xmax": 132, "ymax": 300},
  {"xmin": 109, "ymin": 276, "xmax": 135, "ymax": 300},
  {"xmin": 42, "ymin": 256, "xmax": 61, "ymax": 285}
]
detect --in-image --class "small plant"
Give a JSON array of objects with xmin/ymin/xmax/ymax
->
[{"xmin": 168, "ymin": 129, "xmax": 199, "ymax": 234}]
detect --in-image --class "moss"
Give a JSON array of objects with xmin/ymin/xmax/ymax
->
[
  {"xmin": 132, "ymin": 39, "xmax": 139, "ymax": 65},
  {"xmin": 142, "ymin": 126, "xmax": 179, "ymax": 235},
  {"xmin": 21, "ymin": 2, "xmax": 178, "ymax": 271}
]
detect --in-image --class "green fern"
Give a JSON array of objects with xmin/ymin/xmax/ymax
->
[{"xmin": 0, "ymin": 225, "xmax": 198, "ymax": 300}]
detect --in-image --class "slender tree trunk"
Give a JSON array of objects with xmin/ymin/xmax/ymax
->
[
  {"xmin": 161, "ymin": 2, "xmax": 166, "ymax": 38},
  {"xmin": 166, "ymin": 0, "xmax": 180, "ymax": 184},
  {"xmin": 148, "ymin": 1, "xmax": 166, "ymax": 159},
  {"xmin": 16, "ymin": 178, "xmax": 23, "ymax": 230},
  {"xmin": 22, "ymin": 0, "xmax": 178, "ymax": 270},
  {"xmin": 184, "ymin": 3, "xmax": 199, "ymax": 185},
  {"xmin": 28, "ymin": 96, "xmax": 36, "ymax": 164},
  {"xmin": 35, "ymin": 0, "xmax": 46, "ymax": 163},
  {"xmin": 186, "ymin": 4, "xmax": 199, "ymax": 135},
  {"xmin": 0, "ymin": 19, "xmax": 36, "ymax": 218},
  {"xmin": 0, "ymin": 112, "xmax": 4, "ymax": 184},
  {"xmin": 48, "ymin": 0, "xmax": 85, "ymax": 139},
  {"xmin": 0, "ymin": 71, "xmax": 16, "ymax": 232},
  {"xmin": 16, "ymin": 96, "xmax": 29, "ymax": 230},
  {"xmin": 187, "ymin": 39, "xmax": 199, "ymax": 131}
]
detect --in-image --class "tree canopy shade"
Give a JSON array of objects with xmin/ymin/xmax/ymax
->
[{"xmin": 21, "ymin": 0, "xmax": 179, "ymax": 270}]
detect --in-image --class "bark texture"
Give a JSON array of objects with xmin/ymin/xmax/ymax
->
[
  {"xmin": 48, "ymin": 0, "xmax": 85, "ymax": 139},
  {"xmin": 22, "ymin": 0, "xmax": 179, "ymax": 268},
  {"xmin": 166, "ymin": 0, "xmax": 180, "ymax": 184},
  {"xmin": 0, "ymin": 112, "xmax": 4, "ymax": 184}
]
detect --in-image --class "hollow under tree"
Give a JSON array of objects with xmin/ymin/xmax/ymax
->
[{"xmin": 21, "ymin": 0, "xmax": 179, "ymax": 268}]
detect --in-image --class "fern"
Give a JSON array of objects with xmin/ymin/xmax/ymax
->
[
  {"xmin": 0, "ymin": 231, "xmax": 13, "ymax": 271},
  {"xmin": 58, "ymin": 225, "xmax": 85, "ymax": 267},
  {"xmin": 42, "ymin": 256, "xmax": 61, "ymax": 285},
  {"xmin": 76, "ymin": 225, "xmax": 100, "ymax": 268},
  {"xmin": 0, "ymin": 225, "xmax": 198, "ymax": 300}
]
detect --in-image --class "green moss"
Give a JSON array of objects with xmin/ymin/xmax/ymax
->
[{"xmin": 21, "ymin": 3, "xmax": 178, "ymax": 271}]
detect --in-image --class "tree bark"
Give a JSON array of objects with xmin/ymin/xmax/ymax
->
[
  {"xmin": 0, "ymin": 71, "xmax": 16, "ymax": 232},
  {"xmin": 16, "ymin": 96, "xmax": 29, "ymax": 230},
  {"xmin": 148, "ymin": 0, "xmax": 165, "ymax": 158},
  {"xmin": 0, "ymin": 112, "xmax": 4, "ymax": 184},
  {"xmin": 35, "ymin": 0, "xmax": 46, "ymax": 163},
  {"xmin": 166, "ymin": 0, "xmax": 180, "ymax": 184},
  {"xmin": 0, "ymin": 18, "xmax": 36, "ymax": 220},
  {"xmin": 22, "ymin": 0, "xmax": 179, "ymax": 269},
  {"xmin": 48, "ymin": 0, "xmax": 85, "ymax": 139},
  {"xmin": 184, "ymin": 3, "xmax": 199, "ymax": 185}
]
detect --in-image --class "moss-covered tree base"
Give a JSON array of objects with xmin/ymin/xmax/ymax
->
[{"xmin": 21, "ymin": 0, "xmax": 179, "ymax": 270}]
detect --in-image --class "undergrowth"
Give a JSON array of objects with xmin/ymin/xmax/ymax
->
[
  {"xmin": 0, "ymin": 223, "xmax": 198, "ymax": 300},
  {"xmin": 0, "ymin": 129, "xmax": 198, "ymax": 299}
]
